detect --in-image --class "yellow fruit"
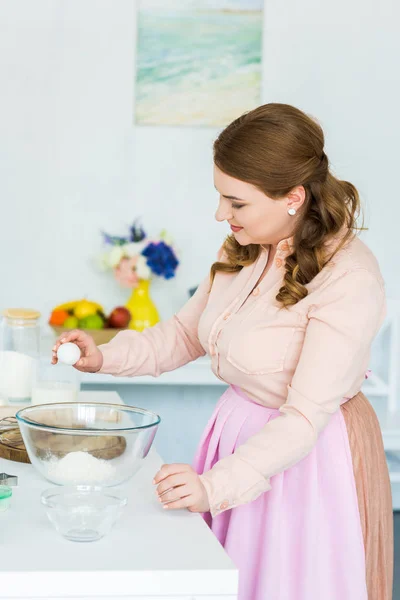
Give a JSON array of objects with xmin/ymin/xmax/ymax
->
[
  {"xmin": 74, "ymin": 300, "xmax": 101, "ymax": 320},
  {"xmin": 53, "ymin": 299, "xmax": 104, "ymax": 314},
  {"xmin": 53, "ymin": 300, "xmax": 79, "ymax": 313}
]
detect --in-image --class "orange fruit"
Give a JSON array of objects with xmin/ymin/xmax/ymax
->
[{"xmin": 49, "ymin": 309, "xmax": 70, "ymax": 326}]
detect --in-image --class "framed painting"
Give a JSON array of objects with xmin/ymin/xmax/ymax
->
[{"xmin": 135, "ymin": 0, "xmax": 263, "ymax": 126}]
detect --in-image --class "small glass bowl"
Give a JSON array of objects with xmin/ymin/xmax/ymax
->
[{"xmin": 41, "ymin": 486, "xmax": 127, "ymax": 542}]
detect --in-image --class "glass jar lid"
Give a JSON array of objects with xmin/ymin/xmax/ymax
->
[
  {"xmin": 3, "ymin": 309, "xmax": 41, "ymax": 329},
  {"xmin": 3, "ymin": 309, "xmax": 41, "ymax": 321}
]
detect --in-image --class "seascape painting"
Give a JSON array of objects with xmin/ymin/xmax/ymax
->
[{"xmin": 135, "ymin": 0, "xmax": 263, "ymax": 126}]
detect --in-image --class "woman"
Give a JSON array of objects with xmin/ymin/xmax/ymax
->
[{"xmin": 53, "ymin": 104, "xmax": 393, "ymax": 600}]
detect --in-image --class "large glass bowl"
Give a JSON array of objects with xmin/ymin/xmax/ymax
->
[{"xmin": 16, "ymin": 402, "xmax": 160, "ymax": 486}]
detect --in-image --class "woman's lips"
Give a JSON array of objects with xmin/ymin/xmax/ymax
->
[{"xmin": 230, "ymin": 225, "xmax": 243, "ymax": 233}]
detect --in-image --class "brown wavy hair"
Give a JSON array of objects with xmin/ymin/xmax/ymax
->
[{"xmin": 211, "ymin": 103, "xmax": 362, "ymax": 307}]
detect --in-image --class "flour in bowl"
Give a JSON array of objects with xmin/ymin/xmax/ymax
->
[{"xmin": 46, "ymin": 450, "xmax": 116, "ymax": 483}]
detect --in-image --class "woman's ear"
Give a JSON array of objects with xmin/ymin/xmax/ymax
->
[{"xmin": 287, "ymin": 186, "xmax": 306, "ymax": 212}]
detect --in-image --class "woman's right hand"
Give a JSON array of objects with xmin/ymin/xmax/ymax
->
[{"xmin": 51, "ymin": 330, "xmax": 104, "ymax": 373}]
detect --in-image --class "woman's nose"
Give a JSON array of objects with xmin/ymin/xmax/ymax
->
[{"xmin": 215, "ymin": 199, "xmax": 232, "ymax": 222}]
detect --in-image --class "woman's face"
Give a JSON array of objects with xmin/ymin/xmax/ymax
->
[{"xmin": 214, "ymin": 166, "xmax": 305, "ymax": 246}]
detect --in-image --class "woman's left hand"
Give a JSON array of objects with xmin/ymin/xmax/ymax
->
[{"xmin": 153, "ymin": 463, "xmax": 210, "ymax": 513}]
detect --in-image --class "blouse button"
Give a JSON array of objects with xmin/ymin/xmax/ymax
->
[
  {"xmin": 275, "ymin": 257, "xmax": 283, "ymax": 268},
  {"xmin": 280, "ymin": 240, "xmax": 290, "ymax": 252},
  {"xmin": 223, "ymin": 313, "xmax": 231, "ymax": 320},
  {"xmin": 252, "ymin": 287, "xmax": 260, "ymax": 296},
  {"xmin": 219, "ymin": 500, "xmax": 229, "ymax": 510}
]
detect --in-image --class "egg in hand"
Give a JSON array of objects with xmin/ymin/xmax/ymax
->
[{"xmin": 57, "ymin": 342, "xmax": 81, "ymax": 366}]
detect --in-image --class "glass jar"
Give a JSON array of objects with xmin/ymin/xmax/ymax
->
[
  {"xmin": 31, "ymin": 358, "xmax": 81, "ymax": 406},
  {"xmin": 0, "ymin": 309, "xmax": 41, "ymax": 405}
]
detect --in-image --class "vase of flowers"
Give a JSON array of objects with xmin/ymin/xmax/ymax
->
[{"xmin": 98, "ymin": 221, "xmax": 179, "ymax": 331}]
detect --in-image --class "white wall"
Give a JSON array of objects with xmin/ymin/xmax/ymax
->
[{"xmin": 0, "ymin": 0, "xmax": 399, "ymax": 330}]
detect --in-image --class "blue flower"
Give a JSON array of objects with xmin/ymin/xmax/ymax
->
[{"xmin": 142, "ymin": 242, "xmax": 179, "ymax": 279}]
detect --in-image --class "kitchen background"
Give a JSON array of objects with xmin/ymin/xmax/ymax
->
[{"xmin": 0, "ymin": 0, "xmax": 399, "ymax": 586}]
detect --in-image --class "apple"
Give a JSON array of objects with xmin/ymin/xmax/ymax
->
[{"xmin": 108, "ymin": 306, "xmax": 131, "ymax": 329}]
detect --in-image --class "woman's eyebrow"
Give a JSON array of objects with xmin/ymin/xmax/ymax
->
[{"xmin": 214, "ymin": 185, "xmax": 246, "ymax": 202}]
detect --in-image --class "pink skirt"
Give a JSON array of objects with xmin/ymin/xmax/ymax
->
[{"xmin": 193, "ymin": 385, "xmax": 393, "ymax": 600}]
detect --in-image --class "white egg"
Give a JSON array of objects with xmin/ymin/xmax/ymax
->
[{"xmin": 57, "ymin": 342, "xmax": 81, "ymax": 366}]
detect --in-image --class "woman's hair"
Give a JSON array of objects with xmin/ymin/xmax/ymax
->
[{"xmin": 211, "ymin": 103, "xmax": 362, "ymax": 307}]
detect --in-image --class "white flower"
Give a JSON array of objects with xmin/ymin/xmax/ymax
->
[
  {"xmin": 136, "ymin": 254, "xmax": 151, "ymax": 280},
  {"xmin": 108, "ymin": 246, "xmax": 124, "ymax": 268},
  {"xmin": 96, "ymin": 252, "xmax": 111, "ymax": 271},
  {"xmin": 123, "ymin": 241, "xmax": 147, "ymax": 257}
]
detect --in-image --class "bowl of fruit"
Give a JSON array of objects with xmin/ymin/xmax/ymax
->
[{"xmin": 49, "ymin": 300, "xmax": 132, "ymax": 345}]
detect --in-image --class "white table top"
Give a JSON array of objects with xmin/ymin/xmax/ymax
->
[{"xmin": 0, "ymin": 392, "xmax": 238, "ymax": 599}]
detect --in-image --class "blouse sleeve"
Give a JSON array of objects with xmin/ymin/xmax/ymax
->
[
  {"xmin": 98, "ymin": 276, "xmax": 210, "ymax": 377},
  {"xmin": 200, "ymin": 268, "xmax": 386, "ymax": 517}
]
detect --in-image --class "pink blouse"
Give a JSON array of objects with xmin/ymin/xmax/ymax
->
[{"xmin": 99, "ymin": 233, "xmax": 385, "ymax": 517}]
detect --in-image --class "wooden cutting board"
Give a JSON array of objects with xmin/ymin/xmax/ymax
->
[
  {"xmin": 0, "ymin": 404, "xmax": 127, "ymax": 464},
  {"xmin": 0, "ymin": 428, "xmax": 127, "ymax": 464},
  {"xmin": 0, "ymin": 405, "xmax": 30, "ymax": 463},
  {"xmin": 0, "ymin": 429, "xmax": 30, "ymax": 463}
]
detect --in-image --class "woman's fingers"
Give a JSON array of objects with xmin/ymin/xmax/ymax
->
[
  {"xmin": 153, "ymin": 463, "xmax": 192, "ymax": 485},
  {"xmin": 158, "ymin": 484, "xmax": 190, "ymax": 505},
  {"xmin": 52, "ymin": 330, "xmax": 92, "ymax": 354},
  {"xmin": 162, "ymin": 496, "xmax": 194, "ymax": 510},
  {"xmin": 51, "ymin": 330, "xmax": 102, "ymax": 372},
  {"xmin": 156, "ymin": 473, "xmax": 189, "ymax": 496}
]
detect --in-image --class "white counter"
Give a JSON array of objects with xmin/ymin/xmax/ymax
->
[{"xmin": 0, "ymin": 392, "xmax": 238, "ymax": 599}]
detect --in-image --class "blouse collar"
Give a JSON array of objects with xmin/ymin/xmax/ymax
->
[{"xmin": 273, "ymin": 228, "xmax": 352, "ymax": 261}]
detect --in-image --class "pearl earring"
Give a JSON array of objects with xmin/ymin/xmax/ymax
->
[{"xmin": 288, "ymin": 208, "xmax": 296, "ymax": 216}]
